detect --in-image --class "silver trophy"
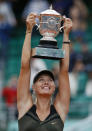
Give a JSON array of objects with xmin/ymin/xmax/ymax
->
[{"xmin": 32, "ymin": 5, "xmax": 65, "ymax": 59}]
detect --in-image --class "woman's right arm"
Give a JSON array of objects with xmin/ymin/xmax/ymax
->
[{"xmin": 17, "ymin": 13, "xmax": 36, "ymax": 119}]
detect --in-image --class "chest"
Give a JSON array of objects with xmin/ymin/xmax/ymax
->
[
  {"xmin": 36, "ymin": 110, "xmax": 50, "ymax": 121},
  {"xmin": 18, "ymin": 105, "xmax": 64, "ymax": 131},
  {"xmin": 19, "ymin": 114, "xmax": 63, "ymax": 131}
]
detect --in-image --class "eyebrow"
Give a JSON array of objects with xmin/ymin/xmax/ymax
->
[{"xmin": 38, "ymin": 76, "xmax": 53, "ymax": 80}]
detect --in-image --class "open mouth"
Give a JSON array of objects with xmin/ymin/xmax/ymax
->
[{"xmin": 41, "ymin": 86, "xmax": 50, "ymax": 91}]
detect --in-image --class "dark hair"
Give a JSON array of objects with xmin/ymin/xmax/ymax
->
[{"xmin": 33, "ymin": 70, "xmax": 55, "ymax": 84}]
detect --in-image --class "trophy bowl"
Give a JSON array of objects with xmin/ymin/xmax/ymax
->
[{"xmin": 37, "ymin": 6, "xmax": 64, "ymax": 48}]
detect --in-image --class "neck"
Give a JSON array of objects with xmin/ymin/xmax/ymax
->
[{"xmin": 36, "ymin": 95, "xmax": 51, "ymax": 112}]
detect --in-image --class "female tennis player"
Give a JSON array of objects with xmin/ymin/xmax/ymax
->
[{"xmin": 17, "ymin": 13, "xmax": 72, "ymax": 131}]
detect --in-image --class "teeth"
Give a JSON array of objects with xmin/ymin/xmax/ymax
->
[
  {"xmin": 44, "ymin": 86, "xmax": 49, "ymax": 89},
  {"xmin": 42, "ymin": 86, "xmax": 50, "ymax": 90}
]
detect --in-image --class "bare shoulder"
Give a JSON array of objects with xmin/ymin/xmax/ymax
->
[
  {"xmin": 54, "ymin": 96, "xmax": 68, "ymax": 123},
  {"xmin": 18, "ymin": 94, "xmax": 33, "ymax": 120}
]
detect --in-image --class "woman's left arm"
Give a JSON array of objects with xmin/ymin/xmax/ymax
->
[{"xmin": 54, "ymin": 18, "xmax": 73, "ymax": 122}]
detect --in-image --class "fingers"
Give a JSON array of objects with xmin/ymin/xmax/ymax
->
[
  {"xmin": 28, "ymin": 13, "xmax": 37, "ymax": 18},
  {"xmin": 27, "ymin": 14, "xmax": 36, "ymax": 21},
  {"xmin": 26, "ymin": 13, "xmax": 37, "ymax": 25},
  {"xmin": 62, "ymin": 15, "xmax": 66, "ymax": 21},
  {"xmin": 63, "ymin": 15, "xmax": 72, "ymax": 23},
  {"xmin": 63, "ymin": 17, "xmax": 73, "ymax": 33},
  {"xmin": 27, "ymin": 13, "xmax": 40, "ymax": 21},
  {"xmin": 64, "ymin": 18, "xmax": 72, "ymax": 24},
  {"xmin": 64, "ymin": 17, "xmax": 73, "ymax": 28}
]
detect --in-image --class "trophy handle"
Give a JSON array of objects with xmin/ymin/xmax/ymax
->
[
  {"xmin": 59, "ymin": 26, "xmax": 65, "ymax": 32},
  {"xmin": 59, "ymin": 16, "xmax": 66, "ymax": 32},
  {"xmin": 35, "ymin": 15, "xmax": 40, "ymax": 30}
]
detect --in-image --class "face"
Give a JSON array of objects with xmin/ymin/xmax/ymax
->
[{"xmin": 33, "ymin": 74, "xmax": 55, "ymax": 96}]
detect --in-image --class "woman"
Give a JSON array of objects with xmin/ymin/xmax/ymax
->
[{"xmin": 17, "ymin": 13, "xmax": 72, "ymax": 131}]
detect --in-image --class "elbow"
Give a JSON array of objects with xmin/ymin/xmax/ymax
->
[
  {"xmin": 60, "ymin": 61, "xmax": 69, "ymax": 72},
  {"xmin": 21, "ymin": 52, "xmax": 31, "ymax": 65},
  {"xmin": 61, "ymin": 63, "xmax": 69, "ymax": 72},
  {"xmin": 21, "ymin": 54, "xmax": 31, "ymax": 68},
  {"xmin": 60, "ymin": 68, "xmax": 69, "ymax": 73},
  {"xmin": 21, "ymin": 60, "xmax": 30, "ymax": 69}
]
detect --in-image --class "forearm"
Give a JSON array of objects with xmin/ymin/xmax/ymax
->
[
  {"xmin": 60, "ymin": 33, "xmax": 70, "ymax": 71},
  {"xmin": 17, "ymin": 29, "xmax": 33, "ymax": 103},
  {"xmin": 21, "ymin": 30, "xmax": 32, "ymax": 68}
]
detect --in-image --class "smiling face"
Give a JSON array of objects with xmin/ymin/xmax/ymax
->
[{"xmin": 33, "ymin": 74, "xmax": 55, "ymax": 96}]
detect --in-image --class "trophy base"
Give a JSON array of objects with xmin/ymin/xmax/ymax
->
[
  {"xmin": 32, "ymin": 47, "xmax": 65, "ymax": 60},
  {"xmin": 38, "ymin": 40, "xmax": 58, "ymax": 49}
]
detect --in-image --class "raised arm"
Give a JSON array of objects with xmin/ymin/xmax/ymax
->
[
  {"xmin": 17, "ymin": 13, "xmax": 36, "ymax": 119},
  {"xmin": 54, "ymin": 18, "xmax": 72, "ymax": 122}
]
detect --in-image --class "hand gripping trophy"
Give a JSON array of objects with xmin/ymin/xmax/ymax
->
[{"xmin": 32, "ymin": 5, "xmax": 65, "ymax": 59}]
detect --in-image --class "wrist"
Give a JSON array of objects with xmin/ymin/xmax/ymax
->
[
  {"xmin": 26, "ymin": 25, "xmax": 33, "ymax": 33},
  {"xmin": 64, "ymin": 29, "xmax": 70, "ymax": 35},
  {"xmin": 64, "ymin": 32, "xmax": 69, "ymax": 36},
  {"xmin": 63, "ymin": 33, "xmax": 69, "ymax": 41},
  {"xmin": 63, "ymin": 40, "xmax": 71, "ymax": 44},
  {"xmin": 26, "ymin": 29, "xmax": 32, "ymax": 34}
]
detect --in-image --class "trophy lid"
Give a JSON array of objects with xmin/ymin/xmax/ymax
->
[{"xmin": 40, "ymin": 5, "xmax": 61, "ymax": 16}]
